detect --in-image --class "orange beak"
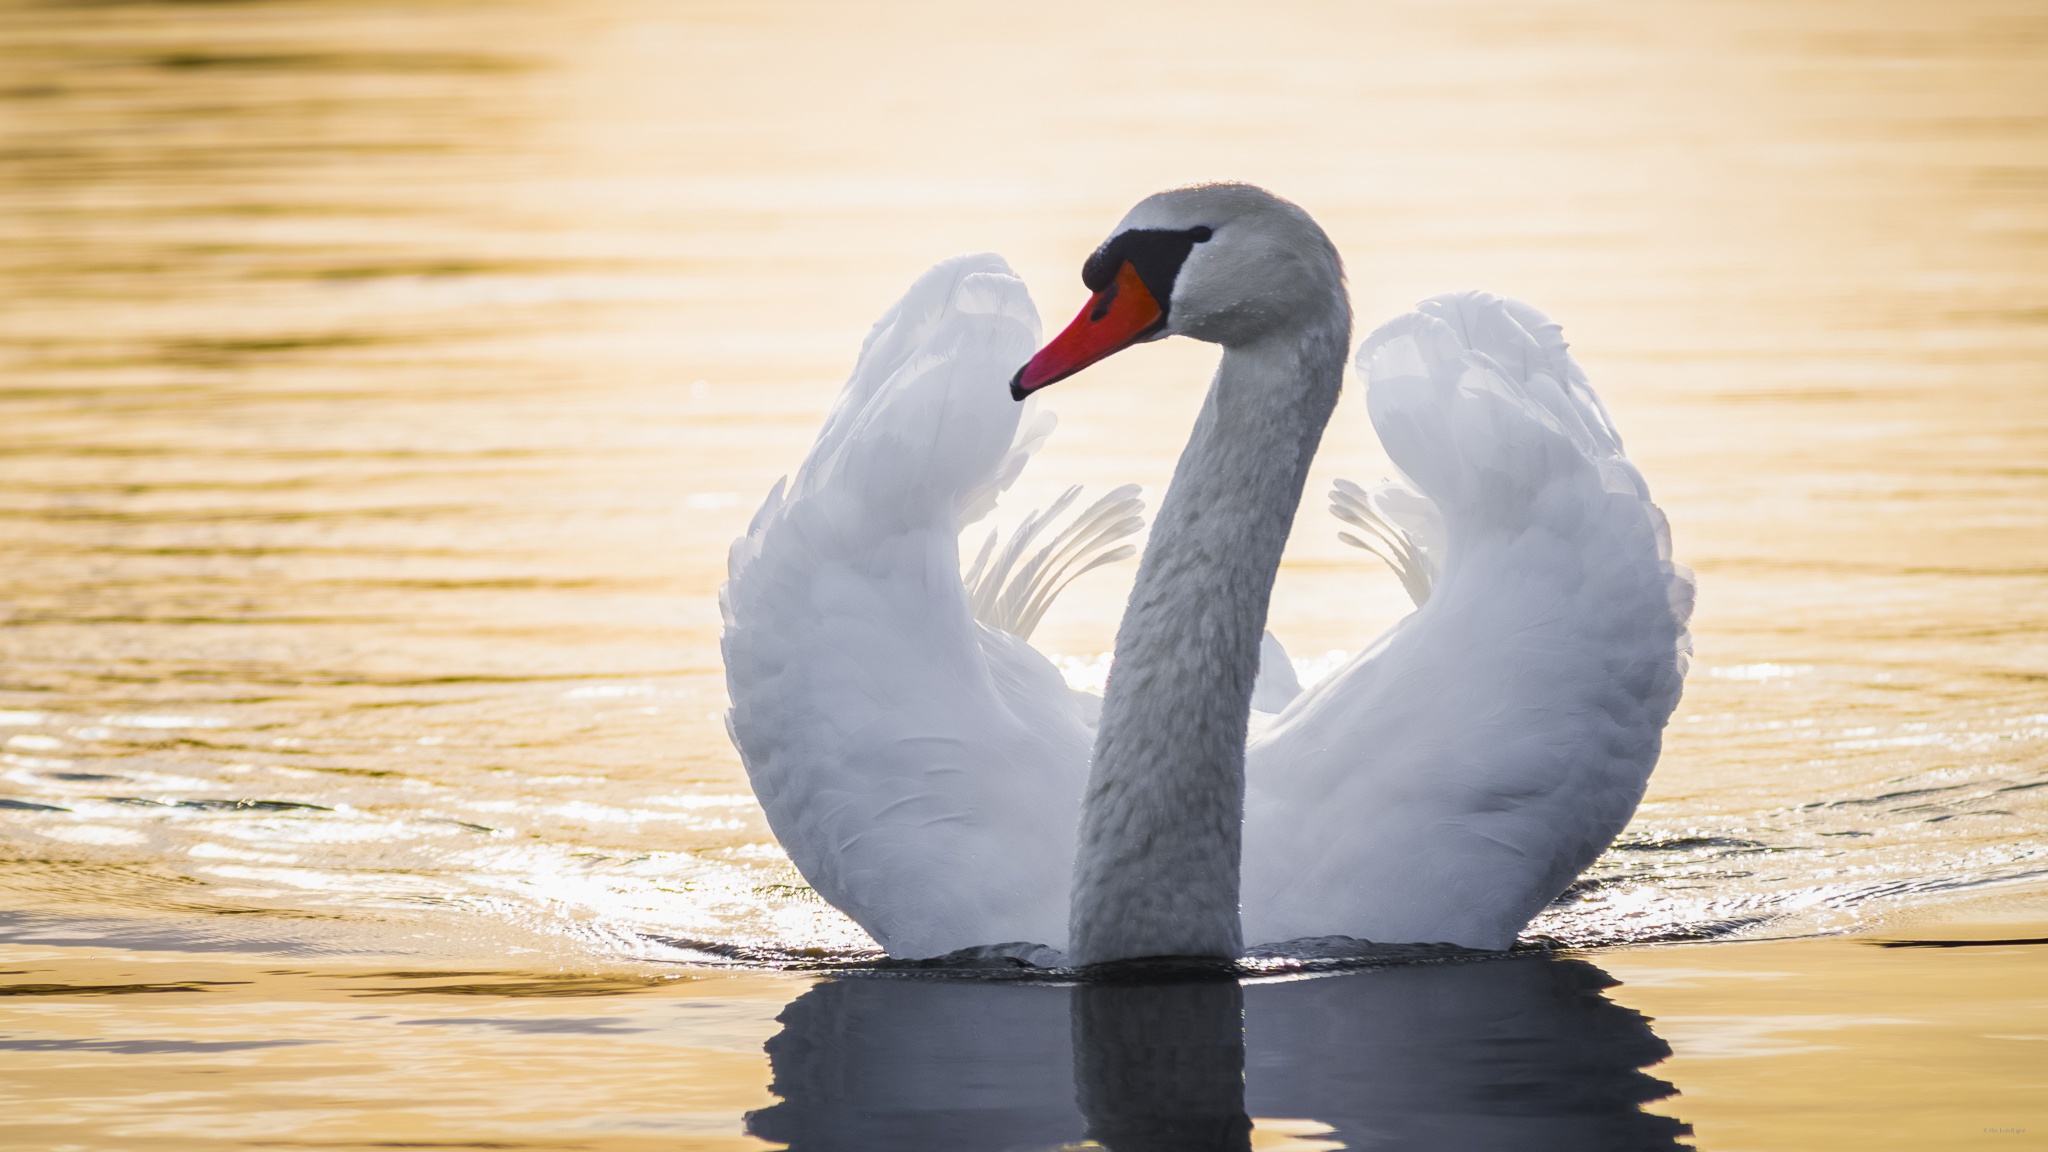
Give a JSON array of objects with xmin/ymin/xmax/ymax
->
[{"xmin": 1010, "ymin": 261, "xmax": 1166, "ymax": 400}]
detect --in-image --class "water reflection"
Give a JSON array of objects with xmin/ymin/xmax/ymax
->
[{"xmin": 749, "ymin": 954, "xmax": 1689, "ymax": 1151}]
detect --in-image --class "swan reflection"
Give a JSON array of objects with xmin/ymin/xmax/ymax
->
[{"xmin": 747, "ymin": 954, "xmax": 1688, "ymax": 1151}]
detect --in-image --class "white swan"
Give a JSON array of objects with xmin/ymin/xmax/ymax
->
[{"xmin": 721, "ymin": 184, "xmax": 1693, "ymax": 964}]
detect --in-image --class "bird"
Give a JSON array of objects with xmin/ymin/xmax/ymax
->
[{"xmin": 720, "ymin": 183, "xmax": 1693, "ymax": 965}]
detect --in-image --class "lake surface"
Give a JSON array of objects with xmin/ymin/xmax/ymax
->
[{"xmin": 1, "ymin": 0, "xmax": 2044, "ymax": 1147}]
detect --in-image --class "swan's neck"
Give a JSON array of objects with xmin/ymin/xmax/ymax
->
[{"xmin": 1069, "ymin": 316, "xmax": 1348, "ymax": 965}]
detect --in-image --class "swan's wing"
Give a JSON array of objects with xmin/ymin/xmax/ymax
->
[
  {"xmin": 722, "ymin": 255, "xmax": 1107, "ymax": 959},
  {"xmin": 1244, "ymin": 291, "xmax": 1694, "ymax": 951}
]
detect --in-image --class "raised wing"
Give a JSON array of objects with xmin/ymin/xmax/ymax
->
[
  {"xmin": 722, "ymin": 255, "xmax": 1120, "ymax": 959},
  {"xmin": 1242, "ymin": 291, "xmax": 1695, "ymax": 951}
]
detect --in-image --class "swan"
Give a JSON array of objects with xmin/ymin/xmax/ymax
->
[{"xmin": 721, "ymin": 183, "xmax": 1693, "ymax": 964}]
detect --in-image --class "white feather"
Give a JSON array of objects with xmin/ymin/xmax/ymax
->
[{"xmin": 1330, "ymin": 476, "xmax": 1443, "ymax": 607}]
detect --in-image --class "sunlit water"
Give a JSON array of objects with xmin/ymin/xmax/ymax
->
[{"xmin": 0, "ymin": 0, "xmax": 2045, "ymax": 1145}]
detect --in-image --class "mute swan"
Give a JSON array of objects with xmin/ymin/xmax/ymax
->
[{"xmin": 721, "ymin": 183, "xmax": 1693, "ymax": 964}]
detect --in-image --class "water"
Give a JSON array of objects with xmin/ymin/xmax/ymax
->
[{"xmin": 1, "ymin": 0, "xmax": 2045, "ymax": 1146}]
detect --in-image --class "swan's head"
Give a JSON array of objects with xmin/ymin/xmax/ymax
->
[{"xmin": 1011, "ymin": 182, "xmax": 1344, "ymax": 399}]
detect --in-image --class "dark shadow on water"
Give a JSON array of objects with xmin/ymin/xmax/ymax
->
[
  {"xmin": 1243, "ymin": 955, "xmax": 1689, "ymax": 1150},
  {"xmin": 746, "ymin": 951, "xmax": 1691, "ymax": 1151}
]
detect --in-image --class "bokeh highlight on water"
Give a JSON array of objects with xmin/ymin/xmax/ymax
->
[{"xmin": 1, "ymin": 0, "xmax": 2044, "ymax": 970}]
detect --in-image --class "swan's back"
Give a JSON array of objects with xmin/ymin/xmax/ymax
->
[
  {"xmin": 1243, "ymin": 291, "xmax": 1694, "ymax": 951},
  {"xmin": 721, "ymin": 256, "xmax": 1092, "ymax": 958}
]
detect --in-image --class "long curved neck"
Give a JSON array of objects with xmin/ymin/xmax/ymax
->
[{"xmin": 1068, "ymin": 312, "xmax": 1349, "ymax": 965}]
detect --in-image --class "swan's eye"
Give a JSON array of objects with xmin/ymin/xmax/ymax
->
[{"xmin": 1190, "ymin": 226, "xmax": 1213, "ymax": 242}]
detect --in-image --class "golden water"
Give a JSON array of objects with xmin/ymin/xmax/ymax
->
[{"xmin": 0, "ymin": 0, "xmax": 2044, "ymax": 1147}]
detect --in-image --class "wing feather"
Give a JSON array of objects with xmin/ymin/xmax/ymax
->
[
  {"xmin": 1244, "ymin": 291, "xmax": 1694, "ymax": 951},
  {"xmin": 722, "ymin": 255, "xmax": 1105, "ymax": 958}
]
